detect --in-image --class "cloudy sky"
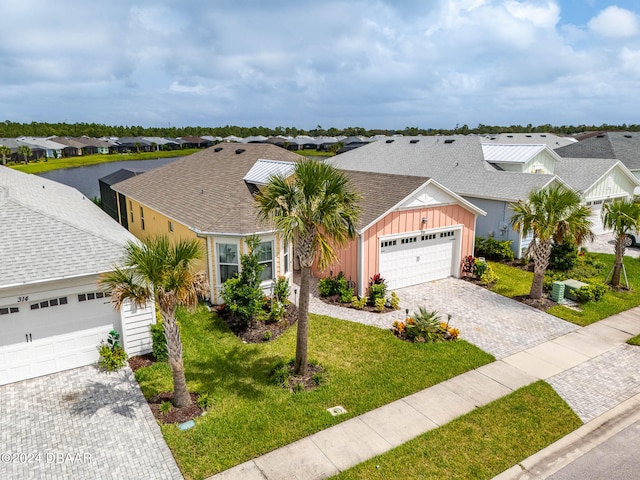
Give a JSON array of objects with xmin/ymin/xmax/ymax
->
[{"xmin": 1, "ymin": 0, "xmax": 639, "ymax": 130}]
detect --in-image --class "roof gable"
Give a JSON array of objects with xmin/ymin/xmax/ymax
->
[{"xmin": 243, "ymin": 159, "xmax": 295, "ymax": 186}]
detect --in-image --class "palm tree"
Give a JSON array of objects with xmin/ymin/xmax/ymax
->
[
  {"xmin": 100, "ymin": 236, "xmax": 208, "ymax": 407},
  {"xmin": 256, "ymin": 160, "xmax": 360, "ymax": 375},
  {"xmin": 0, "ymin": 145, "xmax": 11, "ymax": 165},
  {"xmin": 602, "ymin": 198, "xmax": 640, "ymax": 287},
  {"xmin": 510, "ymin": 185, "xmax": 594, "ymax": 299},
  {"xmin": 18, "ymin": 145, "xmax": 32, "ymax": 164}
]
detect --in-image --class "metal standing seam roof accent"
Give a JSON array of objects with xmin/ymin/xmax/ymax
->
[
  {"xmin": 242, "ymin": 159, "xmax": 295, "ymax": 185},
  {"xmin": 481, "ymin": 144, "xmax": 547, "ymax": 164}
]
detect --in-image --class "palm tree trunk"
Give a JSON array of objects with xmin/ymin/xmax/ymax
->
[
  {"xmin": 611, "ymin": 234, "xmax": 625, "ymax": 286},
  {"xmin": 294, "ymin": 265, "xmax": 310, "ymax": 375},
  {"xmin": 162, "ymin": 309, "xmax": 191, "ymax": 407},
  {"xmin": 530, "ymin": 239, "xmax": 551, "ymax": 299}
]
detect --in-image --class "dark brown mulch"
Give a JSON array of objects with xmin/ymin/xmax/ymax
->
[
  {"xmin": 128, "ymin": 352, "xmax": 155, "ymax": 372},
  {"xmin": 285, "ymin": 363, "xmax": 324, "ymax": 392},
  {"xmin": 148, "ymin": 391, "xmax": 204, "ymax": 424},
  {"xmin": 319, "ymin": 296, "xmax": 398, "ymax": 314},
  {"xmin": 218, "ymin": 303, "xmax": 299, "ymax": 343}
]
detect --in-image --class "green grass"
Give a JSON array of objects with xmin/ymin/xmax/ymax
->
[
  {"xmin": 138, "ymin": 306, "xmax": 494, "ymax": 480},
  {"xmin": 487, "ymin": 253, "xmax": 640, "ymax": 326},
  {"xmin": 628, "ymin": 334, "xmax": 640, "ymax": 346},
  {"xmin": 8, "ymin": 149, "xmax": 199, "ymax": 174},
  {"xmin": 333, "ymin": 381, "xmax": 582, "ymax": 480},
  {"xmin": 298, "ymin": 149, "xmax": 334, "ymax": 157}
]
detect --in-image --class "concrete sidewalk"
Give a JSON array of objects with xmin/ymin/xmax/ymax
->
[{"xmin": 208, "ymin": 305, "xmax": 640, "ymax": 480}]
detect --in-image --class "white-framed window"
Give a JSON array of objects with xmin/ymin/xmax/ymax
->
[
  {"xmin": 283, "ymin": 240, "xmax": 290, "ymax": 274},
  {"xmin": 257, "ymin": 241, "xmax": 274, "ymax": 282},
  {"xmin": 218, "ymin": 243, "xmax": 239, "ymax": 283}
]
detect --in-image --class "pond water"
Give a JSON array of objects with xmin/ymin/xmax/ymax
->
[{"xmin": 38, "ymin": 157, "xmax": 180, "ymax": 199}]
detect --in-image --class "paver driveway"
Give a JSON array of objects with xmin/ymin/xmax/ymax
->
[
  {"xmin": 0, "ymin": 365, "xmax": 182, "ymax": 480},
  {"xmin": 308, "ymin": 277, "xmax": 579, "ymax": 359}
]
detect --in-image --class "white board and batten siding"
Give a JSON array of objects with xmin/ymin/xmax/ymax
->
[
  {"xmin": 584, "ymin": 167, "xmax": 637, "ymax": 236},
  {"xmin": 116, "ymin": 300, "xmax": 155, "ymax": 357}
]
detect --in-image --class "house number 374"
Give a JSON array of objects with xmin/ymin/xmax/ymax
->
[{"xmin": 17, "ymin": 296, "xmax": 29, "ymax": 302}]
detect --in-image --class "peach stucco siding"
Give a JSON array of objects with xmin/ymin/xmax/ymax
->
[{"xmin": 315, "ymin": 204, "xmax": 477, "ymax": 294}]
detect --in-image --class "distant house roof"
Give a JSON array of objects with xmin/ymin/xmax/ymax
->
[
  {"xmin": 0, "ymin": 166, "xmax": 137, "ymax": 288},
  {"xmin": 50, "ymin": 136, "xmax": 86, "ymax": 149},
  {"xmin": 331, "ymin": 135, "xmax": 557, "ymax": 202},
  {"xmin": 112, "ymin": 143, "xmax": 303, "ymax": 235},
  {"xmin": 554, "ymin": 132, "xmax": 640, "ymax": 171},
  {"xmin": 481, "ymin": 133, "xmax": 577, "ymax": 148},
  {"xmin": 99, "ymin": 168, "xmax": 146, "ymax": 187},
  {"xmin": 17, "ymin": 136, "xmax": 67, "ymax": 151}
]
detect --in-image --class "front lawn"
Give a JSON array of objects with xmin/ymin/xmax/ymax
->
[
  {"xmin": 333, "ymin": 381, "xmax": 582, "ymax": 480},
  {"xmin": 487, "ymin": 253, "xmax": 640, "ymax": 326},
  {"xmin": 136, "ymin": 305, "xmax": 494, "ymax": 480}
]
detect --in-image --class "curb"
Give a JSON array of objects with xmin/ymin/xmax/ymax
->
[{"xmin": 492, "ymin": 392, "xmax": 640, "ymax": 479}]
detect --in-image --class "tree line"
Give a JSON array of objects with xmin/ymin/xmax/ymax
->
[{"xmin": 1, "ymin": 120, "xmax": 639, "ymax": 139}]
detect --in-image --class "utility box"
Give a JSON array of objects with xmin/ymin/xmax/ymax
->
[
  {"xmin": 562, "ymin": 279, "xmax": 588, "ymax": 301},
  {"xmin": 551, "ymin": 281, "xmax": 565, "ymax": 303}
]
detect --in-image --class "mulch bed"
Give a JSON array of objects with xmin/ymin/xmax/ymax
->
[
  {"xmin": 147, "ymin": 391, "xmax": 204, "ymax": 424},
  {"xmin": 318, "ymin": 296, "xmax": 398, "ymax": 314},
  {"xmin": 217, "ymin": 303, "xmax": 299, "ymax": 343},
  {"xmin": 285, "ymin": 363, "xmax": 324, "ymax": 392},
  {"xmin": 128, "ymin": 354, "xmax": 205, "ymax": 424},
  {"xmin": 462, "ymin": 275, "xmax": 559, "ymax": 313}
]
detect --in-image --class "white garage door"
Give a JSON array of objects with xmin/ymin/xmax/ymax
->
[
  {"xmin": 379, "ymin": 230, "xmax": 458, "ymax": 290},
  {"xmin": 0, "ymin": 292, "xmax": 117, "ymax": 385},
  {"xmin": 587, "ymin": 200, "xmax": 609, "ymax": 236}
]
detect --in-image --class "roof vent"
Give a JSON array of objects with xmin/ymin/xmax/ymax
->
[
  {"xmin": 444, "ymin": 139, "xmax": 455, "ymax": 144},
  {"xmin": 507, "ymin": 135, "xmax": 513, "ymax": 138},
  {"xmin": 409, "ymin": 139, "xmax": 419, "ymax": 144},
  {"xmin": 597, "ymin": 134, "xmax": 605, "ymax": 138},
  {"xmin": 235, "ymin": 148, "xmax": 246, "ymax": 154},
  {"xmin": 540, "ymin": 134, "xmax": 547, "ymax": 137},
  {"xmin": 526, "ymin": 135, "xmax": 532, "ymax": 137},
  {"xmin": 385, "ymin": 139, "xmax": 394, "ymax": 144},
  {"xmin": 624, "ymin": 134, "xmax": 632, "ymax": 138},
  {"xmin": 214, "ymin": 147, "xmax": 223, "ymax": 152}
]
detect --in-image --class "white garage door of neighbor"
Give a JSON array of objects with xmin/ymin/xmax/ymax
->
[
  {"xmin": 0, "ymin": 293, "xmax": 117, "ymax": 385},
  {"xmin": 588, "ymin": 200, "xmax": 608, "ymax": 236},
  {"xmin": 379, "ymin": 230, "xmax": 458, "ymax": 290}
]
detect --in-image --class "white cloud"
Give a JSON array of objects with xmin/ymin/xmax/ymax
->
[
  {"xmin": 588, "ymin": 6, "xmax": 640, "ymax": 38},
  {"xmin": 504, "ymin": 1, "xmax": 560, "ymax": 28}
]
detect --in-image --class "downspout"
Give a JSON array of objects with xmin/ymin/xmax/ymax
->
[
  {"xmin": 357, "ymin": 233, "xmax": 365, "ymax": 298},
  {"xmin": 205, "ymin": 236, "xmax": 215, "ymax": 302}
]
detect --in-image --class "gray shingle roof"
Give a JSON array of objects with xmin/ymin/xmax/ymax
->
[
  {"xmin": 112, "ymin": 144, "xmax": 303, "ymax": 234},
  {"xmin": 330, "ymin": 136, "xmax": 556, "ymax": 202},
  {"xmin": 554, "ymin": 132, "xmax": 640, "ymax": 171},
  {"xmin": 338, "ymin": 170, "xmax": 432, "ymax": 230},
  {"xmin": 0, "ymin": 166, "xmax": 138, "ymax": 288},
  {"xmin": 553, "ymin": 157, "xmax": 621, "ymax": 194}
]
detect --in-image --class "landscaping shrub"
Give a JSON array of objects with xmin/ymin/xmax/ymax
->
[
  {"xmin": 461, "ymin": 255, "xmax": 475, "ymax": 277},
  {"xmin": 150, "ymin": 321, "xmax": 168, "ymax": 362},
  {"xmin": 318, "ymin": 272, "xmax": 352, "ymax": 303},
  {"xmin": 549, "ymin": 242, "xmax": 578, "ymax": 272},
  {"xmin": 221, "ymin": 235, "xmax": 264, "ymax": 326},
  {"xmin": 389, "ymin": 291, "xmax": 400, "ymax": 310},
  {"xmin": 480, "ymin": 265, "xmax": 499, "ymax": 285},
  {"xmin": 474, "ymin": 237, "xmax": 514, "ymax": 261},
  {"xmin": 374, "ymin": 297, "xmax": 386, "ymax": 312},
  {"xmin": 97, "ymin": 330, "xmax": 128, "ymax": 371},
  {"xmin": 351, "ymin": 296, "xmax": 367, "ymax": 310},
  {"xmin": 473, "ymin": 258, "xmax": 488, "ymax": 277},
  {"xmin": 574, "ymin": 282, "xmax": 608, "ymax": 303},
  {"xmin": 393, "ymin": 307, "xmax": 459, "ymax": 343},
  {"xmin": 273, "ymin": 276, "xmax": 291, "ymax": 306},
  {"xmin": 196, "ymin": 392, "xmax": 214, "ymax": 410},
  {"xmin": 543, "ymin": 271, "xmax": 568, "ymax": 292},
  {"xmin": 368, "ymin": 273, "xmax": 387, "ymax": 305}
]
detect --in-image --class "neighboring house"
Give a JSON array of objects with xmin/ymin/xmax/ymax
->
[
  {"xmin": 0, "ymin": 167, "xmax": 154, "ymax": 385},
  {"xmin": 314, "ymin": 171, "xmax": 485, "ymax": 294},
  {"xmin": 111, "ymin": 144, "xmax": 304, "ymax": 303},
  {"xmin": 17, "ymin": 136, "xmax": 67, "ymax": 158},
  {"xmin": 99, "ymin": 168, "xmax": 146, "ymax": 226},
  {"xmin": 554, "ymin": 131, "xmax": 640, "ymax": 188},
  {"xmin": 481, "ymin": 132, "xmax": 578, "ymax": 149},
  {"xmin": 76, "ymin": 136, "xmax": 112, "ymax": 155},
  {"xmin": 331, "ymin": 136, "xmax": 639, "ymax": 258},
  {"xmin": 50, "ymin": 136, "xmax": 87, "ymax": 156}
]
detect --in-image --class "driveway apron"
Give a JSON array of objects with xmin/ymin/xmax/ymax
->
[{"xmin": 0, "ymin": 365, "xmax": 182, "ymax": 480}]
